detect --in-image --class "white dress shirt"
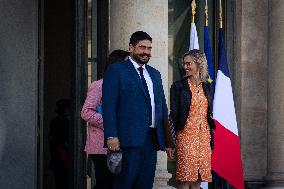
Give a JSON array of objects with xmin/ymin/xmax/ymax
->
[{"xmin": 129, "ymin": 56, "xmax": 155, "ymax": 128}]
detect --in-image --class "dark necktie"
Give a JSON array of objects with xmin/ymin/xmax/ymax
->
[{"xmin": 138, "ymin": 67, "xmax": 152, "ymax": 126}]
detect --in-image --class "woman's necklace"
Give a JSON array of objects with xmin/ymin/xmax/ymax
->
[
  {"xmin": 188, "ymin": 77, "xmax": 201, "ymax": 88},
  {"xmin": 188, "ymin": 77, "xmax": 203, "ymax": 129}
]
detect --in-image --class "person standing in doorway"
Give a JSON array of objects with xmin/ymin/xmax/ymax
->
[
  {"xmin": 49, "ymin": 99, "xmax": 70, "ymax": 189},
  {"xmin": 81, "ymin": 50, "xmax": 129, "ymax": 189}
]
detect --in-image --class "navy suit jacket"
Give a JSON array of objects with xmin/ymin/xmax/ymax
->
[{"xmin": 102, "ymin": 59, "xmax": 168, "ymax": 150}]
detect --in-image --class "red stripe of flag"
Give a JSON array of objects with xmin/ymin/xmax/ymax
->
[{"xmin": 212, "ymin": 120, "xmax": 245, "ymax": 189}]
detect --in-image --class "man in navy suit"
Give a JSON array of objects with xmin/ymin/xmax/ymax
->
[{"xmin": 102, "ymin": 31, "xmax": 170, "ymax": 189}]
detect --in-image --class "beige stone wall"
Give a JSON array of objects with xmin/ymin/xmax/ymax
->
[
  {"xmin": 236, "ymin": 0, "xmax": 268, "ymax": 182},
  {"xmin": 109, "ymin": 0, "xmax": 169, "ymax": 98},
  {"xmin": 265, "ymin": 0, "xmax": 284, "ymax": 185}
]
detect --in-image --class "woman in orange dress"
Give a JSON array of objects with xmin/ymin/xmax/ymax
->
[{"xmin": 170, "ymin": 50, "xmax": 216, "ymax": 189}]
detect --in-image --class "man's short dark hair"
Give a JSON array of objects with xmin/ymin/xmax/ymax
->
[{"xmin": 129, "ymin": 31, "xmax": 152, "ymax": 46}]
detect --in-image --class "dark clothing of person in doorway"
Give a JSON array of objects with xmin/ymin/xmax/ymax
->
[{"xmin": 49, "ymin": 99, "xmax": 70, "ymax": 189}]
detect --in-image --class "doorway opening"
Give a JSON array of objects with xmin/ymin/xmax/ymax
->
[
  {"xmin": 40, "ymin": 0, "xmax": 74, "ymax": 188},
  {"xmin": 38, "ymin": 0, "xmax": 109, "ymax": 188}
]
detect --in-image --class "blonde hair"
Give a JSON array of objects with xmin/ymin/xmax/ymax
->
[{"xmin": 182, "ymin": 49, "xmax": 209, "ymax": 82}]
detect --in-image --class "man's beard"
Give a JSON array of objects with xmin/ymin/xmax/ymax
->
[{"xmin": 132, "ymin": 53, "xmax": 151, "ymax": 65}]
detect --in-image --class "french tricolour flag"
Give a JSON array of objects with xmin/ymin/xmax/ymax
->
[{"xmin": 212, "ymin": 28, "xmax": 245, "ymax": 189}]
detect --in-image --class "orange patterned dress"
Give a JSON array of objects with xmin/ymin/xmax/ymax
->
[{"xmin": 176, "ymin": 81, "xmax": 212, "ymax": 182}]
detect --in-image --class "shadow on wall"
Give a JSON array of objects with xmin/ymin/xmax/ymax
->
[{"xmin": 0, "ymin": 108, "xmax": 6, "ymax": 162}]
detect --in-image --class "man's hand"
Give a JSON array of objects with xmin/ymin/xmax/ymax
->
[
  {"xmin": 107, "ymin": 137, "xmax": 120, "ymax": 151},
  {"xmin": 165, "ymin": 148, "xmax": 175, "ymax": 160}
]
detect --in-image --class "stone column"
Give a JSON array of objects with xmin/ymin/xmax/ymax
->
[
  {"xmin": 236, "ymin": 0, "xmax": 268, "ymax": 187},
  {"xmin": 109, "ymin": 0, "xmax": 174, "ymax": 188},
  {"xmin": 265, "ymin": 0, "xmax": 284, "ymax": 187}
]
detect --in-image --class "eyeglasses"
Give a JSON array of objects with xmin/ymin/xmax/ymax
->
[{"xmin": 182, "ymin": 62, "xmax": 195, "ymax": 67}]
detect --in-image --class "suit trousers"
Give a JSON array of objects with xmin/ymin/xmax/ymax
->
[{"xmin": 113, "ymin": 128, "xmax": 159, "ymax": 189}]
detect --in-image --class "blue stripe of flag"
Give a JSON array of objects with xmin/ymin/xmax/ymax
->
[
  {"xmin": 218, "ymin": 28, "xmax": 230, "ymax": 78},
  {"xmin": 204, "ymin": 26, "xmax": 215, "ymax": 95}
]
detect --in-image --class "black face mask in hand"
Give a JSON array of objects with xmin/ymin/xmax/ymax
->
[{"xmin": 107, "ymin": 149, "xmax": 122, "ymax": 175}]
